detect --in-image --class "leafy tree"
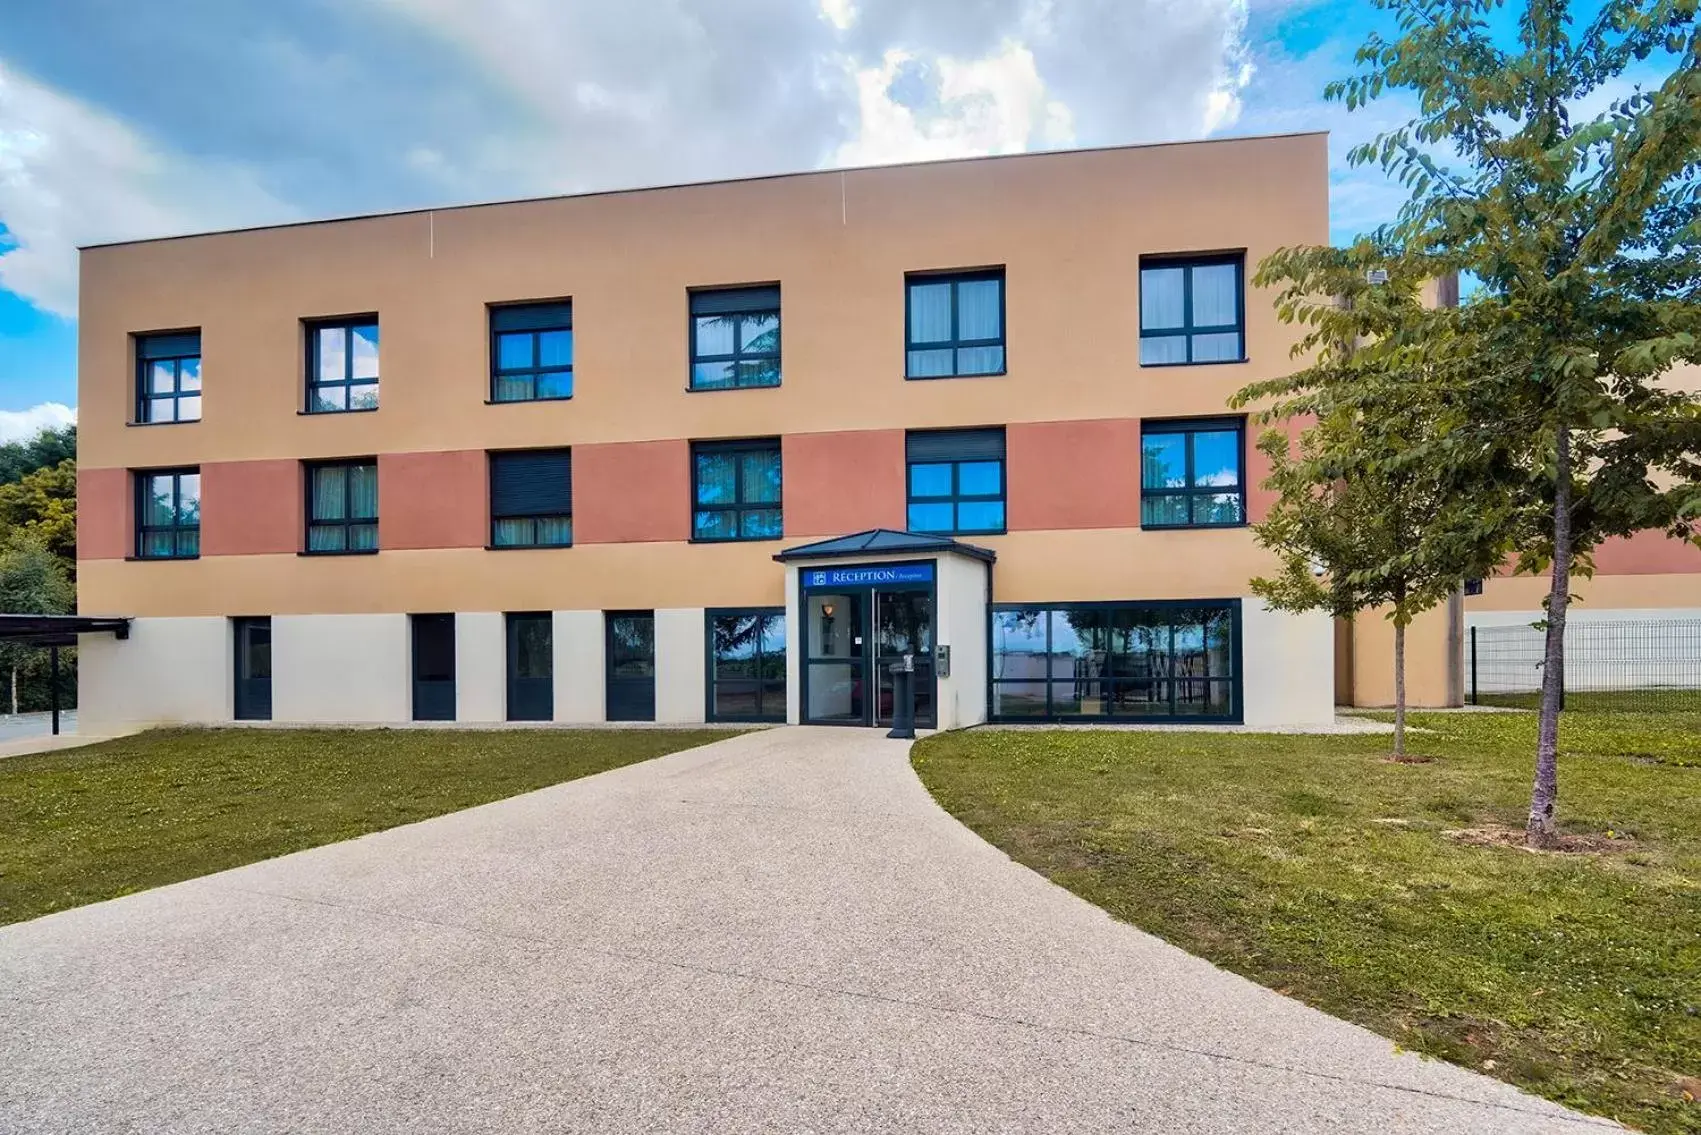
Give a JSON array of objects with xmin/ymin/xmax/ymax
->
[
  {"xmin": 0, "ymin": 424, "xmax": 75, "ymax": 486},
  {"xmin": 1325, "ymin": 0, "xmax": 1701, "ymax": 847},
  {"xmin": 0, "ymin": 459, "xmax": 77, "ymax": 574},
  {"xmin": 0, "ymin": 534, "xmax": 74, "ymax": 715},
  {"xmin": 1234, "ymin": 251, "xmax": 1513, "ymax": 759}
]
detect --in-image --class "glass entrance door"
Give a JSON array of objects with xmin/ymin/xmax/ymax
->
[
  {"xmin": 233, "ymin": 617, "xmax": 272, "ymax": 721},
  {"xmin": 804, "ymin": 592, "xmax": 865, "ymax": 724},
  {"xmin": 606, "ymin": 611, "xmax": 656, "ymax": 722},
  {"xmin": 874, "ymin": 589, "xmax": 934, "ymax": 728}
]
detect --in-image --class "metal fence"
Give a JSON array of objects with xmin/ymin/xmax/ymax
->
[{"xmin": 1468, "ymin": 619, "xmax": 1701, "ymax": 712}]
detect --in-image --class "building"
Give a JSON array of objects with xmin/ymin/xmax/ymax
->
[{"xmin": 76, "ymin": 132, "xmax": 1349, "ymax": 731}]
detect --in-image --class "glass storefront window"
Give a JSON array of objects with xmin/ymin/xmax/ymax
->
[
  {"xmin": 989, "ymin": 601, "xmax": 1239, "ymax": 721},
  {"xmin": 708, "ymin": 609, "xmax": 786, "ymax": 722}
]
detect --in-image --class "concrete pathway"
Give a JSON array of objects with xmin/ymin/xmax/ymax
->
[{"xmin": 0, "ymin": 728, "xmax": 1613, "ymax": 1133}]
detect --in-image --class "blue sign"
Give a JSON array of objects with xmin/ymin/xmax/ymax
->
[{"xmin": 805, "ymin": 563, "xmax": 934, "ymax": 588}]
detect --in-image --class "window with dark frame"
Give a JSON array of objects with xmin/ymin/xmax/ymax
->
[
  {"xmin": 136, "ymin": 332, "xmax": 202, "ymax": 424},
  {"xmin": 305, "ymin": 459, "xmax": 378, "ymax": 553},
  {"xmin": 491, "ymin": 302, "xmax": 573, "ymax": 402},
  {"xmin": 990, "ymin": 601, "xmax": 1240, "ymax": 721},
  {"xmin": 905, "ymin": 428, "xmax": 1006, "ymax": 535},
  {"xmin": 1139, "ymin": 254, "xmax": 1245, "ymax": 366},
  {"xmin": 706, "ymin": 608, "xmax": 786, "ymax": 722},
  {"xmin": 692, "ymin": 439, "xmax": 782, "ymax": 541},
  {"xmin": 135, "ymin": 469, "xmax": 200, "ymax": 559},
  {"xmin": 489, "ymin": 449, "xmax": 573, "ymax": 548},
  {"xmin": 690, "ymin": 286, "xmax": 780, "ymax": 390},
  {"xmin": 1140, "ymin": 418, "xmax": 1246, "ymax": 529},
  {"xmin": 306, "ymin": 318, "xmax": 380, "ymax": 412},
  {"xmin": 906, "ymin": 269, "xmax": 1005, "ymax": 378}
]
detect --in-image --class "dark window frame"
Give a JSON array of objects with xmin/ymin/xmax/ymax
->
[
  {"xmin": 1138, "ymin": 253, "xmax": 1247, "ymax": 367},
  {"xmin": 303, "ymin": 458, "xmax": 379, "ymax": 555},
  {"xmin": 134, "ymin": 467, "xmax": 201, "ymax": 560},
  {"xmin": 688, "ymin": 287, "xmax": 781, "ymax": 392},
  {"xmin": 905, "ymin": 428, "xmax": 1008, "ymax": 537},
  {"xmin": 1140, "ymin": 417, "xmax": 1247, "ymax": 530},
  {"xmin": 690, "ymin": 438, "xmax": 783, "ymax": 543},
  {"xmin": 489, "ymin": 301, "xmax": 574, "ymax": 403},
  {"xmin": 704, "ymin": 607, "xmax": 787, "ymax": 723},
  {"xmin": 987, "ymin": 599, "xmax": 1243, "ymax": 724},
  {"xmin": 488, "ymin": 448, "xmax": 574, "ymax": 549},
  {"xmin": 904, "ymin": 267, "xmax": 1007, "ymax": 379},
  {"xmin": 305, "ymin": 316, "xmax": 380, "ymax": 414},
  {"xmin": 134, "ymin": 331, "xmax": 202, "ymax": 425}
]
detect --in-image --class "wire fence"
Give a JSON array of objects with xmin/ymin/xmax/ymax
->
[{"xmin": 1468, "ymin": 619, "xmax": 1701, "ymax": 712}]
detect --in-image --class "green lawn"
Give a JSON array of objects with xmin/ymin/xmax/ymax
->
[
  {"xmin": 0, "ymin": 727, "xmax": 738, "ymax": 926},
  {"xmin": 912, "ymin": 712, "xmax": 1701, "ymax": 1135}
]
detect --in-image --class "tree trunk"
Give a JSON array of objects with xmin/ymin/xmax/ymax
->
[
  {"xmin": 1393, "ymin": 619, "xmax": 1407, "ymax": 759},
  {"xmin": 8, "ymin": 666, "xmax": 15, "ymax": 716},
  {"xmin": 1528, "ymin": 426, "xmax": 1572, "ymax": 849}
]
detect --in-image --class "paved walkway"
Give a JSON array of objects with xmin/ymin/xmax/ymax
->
[{"xmin": 0, "ymin": 728, "xmax": 1612, "ymax": 1133}]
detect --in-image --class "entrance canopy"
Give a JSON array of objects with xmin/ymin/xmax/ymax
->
[
  {"xmin": 773, "ymin": 528, "xmax": 995, "ymax": 565},
  {"xmin": 774, "ymin": 530, "xmax": 994, "ymax": 730}
]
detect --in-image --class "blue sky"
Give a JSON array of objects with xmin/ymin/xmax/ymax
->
[{"xmin": 0, "ymin": 0, "xmax": 1442, "ymax": 435}]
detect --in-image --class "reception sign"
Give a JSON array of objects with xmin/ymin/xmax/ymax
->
[{"xmin": 804, "ymin": 563, "xmax": 934, "ymax": 588}]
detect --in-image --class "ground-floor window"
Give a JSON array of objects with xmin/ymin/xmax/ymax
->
[
  {"xmin": 707, "ymin": 608, "xmax": 786, "ymax": 722},
  {"xmin": 990, "ymin": 600, "xmax": 1240, "ymax": 722}
]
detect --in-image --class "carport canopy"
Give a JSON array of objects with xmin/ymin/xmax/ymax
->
[
  {"xmin": 0, "ymin": 615, "xmax": 131, "ymax": 736},
  {"xmin": 0, "ymin": 614, "xmax": 131, "ymax": 648}
]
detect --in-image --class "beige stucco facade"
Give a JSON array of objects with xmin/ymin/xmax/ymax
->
[{"xmin": 73, "ymin": 133, "xmax": 1388, "ymax": 729}]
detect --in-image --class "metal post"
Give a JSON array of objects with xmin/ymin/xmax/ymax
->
[
  {"xmin": 1469, "ymin": 626, "xmax": 1478, "ymax": 706},
  {"xmin": 887, "ymin": 653, "xmax": 916, "ymax": 740},
  {"xmin": 49, "ymin": 643, "xmax": 60, "ymax": 736}
]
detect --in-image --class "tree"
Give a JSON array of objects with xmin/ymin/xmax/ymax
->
[
  {"xmin": 0, "ymin": 534, "xmax": 74, "ymax": 715},
  {"xmin": 0, "ymin": 459, "xmax": 77, "ymax": 575},
  {"xmin": 1233, "ymin": 250, "xmax": 1514, "ymax": 759},
  {"xmin": 1325, "ymin": 0, "xmax": 1701, "ymax": 846},
  {"xmin": 0, "ymin": 424, "xmax": 75, "ymax": 486}
]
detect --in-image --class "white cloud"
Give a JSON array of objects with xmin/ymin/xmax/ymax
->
[
  {"xmin": 0, "ymin": 401, "xmax": 74, "ymax": 443},
  {"xmin": 0, "ymin": 0, "xmax": 1262, "ymax": 320},
  {"xmin": 0, "ymin": 61, "xmax": 293, "ymax": 317},
  {"xmin": 833, "ymin": 42, "xmax": 1074, "ymax": 167}
]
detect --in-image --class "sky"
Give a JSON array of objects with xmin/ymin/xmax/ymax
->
[{"xmin": 0, "ymin": 0, "xmax": 1432, "ymax": 440}]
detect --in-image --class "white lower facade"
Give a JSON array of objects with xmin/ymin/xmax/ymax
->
[{"xmin": 78, "ymin": 596, "xmax": 1334, "ymax": 732}]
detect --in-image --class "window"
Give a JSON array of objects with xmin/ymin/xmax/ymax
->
[
  {"xmin": 707, "ymin": 609, "xmax": 786, "ymax": 722},
  {"xmin": 991, "ymin": 601, "xmax": 1240, "ymax": 721},
  {"xmin": 906, "ymin": 428, "xmax": 1006, "ymax": 535},
  {"xmin": 306, "ymin": 318, "xmax": 379, "ymax": 412},
  {"xmin": 690, "ymin": 286, "xmax": 780, "ymax": 390},
  {"xmin": 135, "ymin": 469, "xmax": 200, "ymax": 559},
  {"xmin": 136, "ymin": 332, "xmax": 201, "ymax": 424},
  {"xmin": 692, "ymin": 439, "xmax": 782, "ymax": 541},
  {"xmin": 489, "ymin": 449, "xmax": 573, "ymax": 548},
  {"xmin": 1141, "ymin": 418, "xmax": 1245, "ymax": 528},
  {"xmin": 906, "ymin": 269, "xmax": 1005, "ymax": 378},
  {"xmin": 1140, "ymin": 254, "xmax": 1244, "ymax": 365},
  {"xmin": 305, "ymin": 460, "xmax": 378, "ymax": 553},
  {"xmin": 491, "ymin": 302, "xmax": 573, "ymax": 402}
]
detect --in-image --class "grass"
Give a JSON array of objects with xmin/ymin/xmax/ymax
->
[
  {"xmin": 1475, "ymin": 689, "xmax": 1701, "ymax": 715},
  {"xmin": 0, "ymin": 726, "xmax": 738, "ymax": 926},
  {"xmin": 912, "ymin": 711, "xmax": 1701, "ymax": 1134}
]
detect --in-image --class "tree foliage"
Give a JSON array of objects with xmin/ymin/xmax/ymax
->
[
  {"xmin": 1317, "ymin": 0, "xmax": 1701, "ymax": 846},
  {"xmin": 1233, "ymin": 249, "xmax": 1514, "ymax": 756},
  {"xmin": 0, "ymin": 425, "xmax": 74, "ymax": 486},
  {"xmin": 0, "ymin": 460, "xmax": 77, "ymax": 574}
]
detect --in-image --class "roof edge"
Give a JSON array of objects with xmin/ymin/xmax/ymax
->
[{"xmin": 79, "ymin": 130, "xmax": 1329, "ymax": 252}]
